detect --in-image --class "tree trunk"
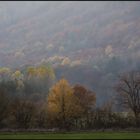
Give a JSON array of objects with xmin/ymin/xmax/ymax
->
[{"xmin": 134, "ymin": 112, "xmax": 140, "ymax": 127}]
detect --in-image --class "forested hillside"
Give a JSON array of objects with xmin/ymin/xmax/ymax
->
[{"xmin": 0, "ymin": 1, "xmax": 140, "ymax": 103}]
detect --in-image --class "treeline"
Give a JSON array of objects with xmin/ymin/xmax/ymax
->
[
  {"xmin": 0, "ymin": 65, "xmax": 55, "ymax": 98},
  {"xmin": 0, "ymin": 65, "xmax": 140, "ymax": 130}
]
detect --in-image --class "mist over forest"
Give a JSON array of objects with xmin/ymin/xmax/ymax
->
[
  {"xmin": 1, "ymin": 1, "xmax": 140, "ymax": 131},
  {"xmin": 0, "ymin": 1, "xmax": 140, "ymax": 105}
]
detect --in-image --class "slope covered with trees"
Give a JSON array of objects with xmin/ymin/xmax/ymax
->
[{"xmin": 0, "ymin": 2, "xmax": 140, "ymax": 105}]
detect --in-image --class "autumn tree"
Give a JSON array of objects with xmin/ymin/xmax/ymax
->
[
  {"xmin": 116, "ymin": 71, "xmax": 140, "ymax": 126},
  {"xmin": 73, "ymin": 85, "xmax": 96, "ymax": 128},
  {"xmin": 0, "ymin": 67, "xmax": 11, "ymax": 82},
  {"xmin": 46, "ymin": 79, "xmax": 83, "ymax": 129},
  {"xmin": 11, "ymin": 70, "xmax": 24, "ymax": 94},
  {"xmin": 0, "ymin": 67, "xmax": 14, "ymax": 96}
]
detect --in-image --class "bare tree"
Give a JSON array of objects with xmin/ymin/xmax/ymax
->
[
  {"xmin": 116, "ymin": 71, "xmax": 140, "ymax": 126},
  {"xmin": 11, "ymin": 98, "xmax": 36, "ymax": 129}
]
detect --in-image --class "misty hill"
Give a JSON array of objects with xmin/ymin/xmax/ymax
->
[{"xmin": 0, "ymin": 1, "xmax": 140, "ymax": 104}]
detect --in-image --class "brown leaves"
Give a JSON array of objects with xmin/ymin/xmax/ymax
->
[
  {"xmin": 73, "ymin": 84, "xmax": 96, "ymax": 112},
  {"xmin": 46, "ymin": 79, "xmax": 96, "ymax": 127}
]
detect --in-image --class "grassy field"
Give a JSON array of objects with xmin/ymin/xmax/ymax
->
[{"xmin": 0, "ymin": 132, "xmax": 140, "ymax": 139}]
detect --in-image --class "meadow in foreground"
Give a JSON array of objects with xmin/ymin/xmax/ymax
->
[{"xmin": 0, "ymin": 132, "xmax": 140, "ymax": 139}]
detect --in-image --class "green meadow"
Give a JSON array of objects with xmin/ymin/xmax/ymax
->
[{"xmin": 0, "ymin": 132, "xmax": 140, "ymax": 139}]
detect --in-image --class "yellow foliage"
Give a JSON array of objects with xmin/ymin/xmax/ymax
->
[
  {"xmin": 12, "ymin": 70, "xmax": 24, "ymax": 81},
  {"xmin": 27, "ymin": 65, "xmax": 55, "ymax": 80},
  {"xmin": 27, "ymin": 67, "xmax": 37, "ymax": 80},
  {"xmin": 0, "ymin": 67, "xmax": 11, "ymax": 76},
  {"xmin": 11, "ymin": 70, "xmax": 24, "ymax": 90},
  {"xmin": 47, "ymin": 79, "xmax": 84, "ymax": 121}
]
